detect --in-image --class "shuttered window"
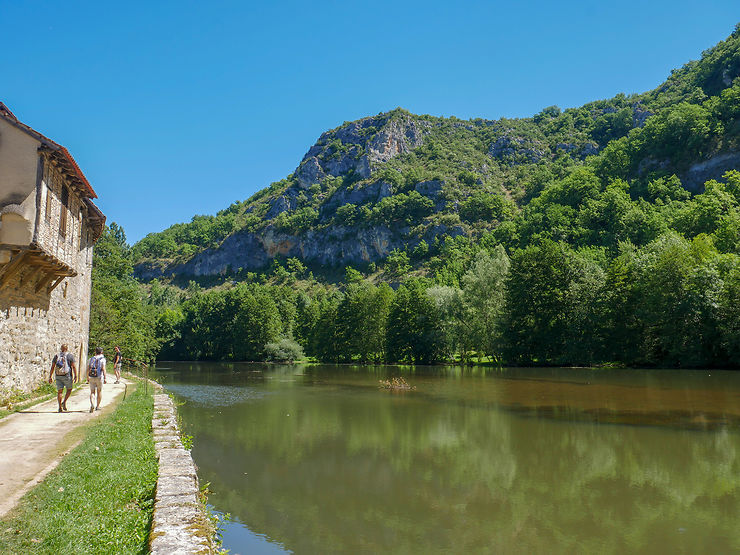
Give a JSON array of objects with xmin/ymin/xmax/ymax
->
[{"xmin": 60, "ymin": 185, "xmax": 69, "ymax": 237}]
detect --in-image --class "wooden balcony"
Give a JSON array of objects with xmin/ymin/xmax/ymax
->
[{"xmin": 0, "ymin": 242, "xmax": 77, "ymax": 294}]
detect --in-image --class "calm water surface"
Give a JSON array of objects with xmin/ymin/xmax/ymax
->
[{"xmin": 151, "ymin": 363, "xmax": 740, "ymax": 554}]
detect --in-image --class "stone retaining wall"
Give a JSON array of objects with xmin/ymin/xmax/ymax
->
[{"xmin": 150, "ymin": 388, "xmax": 216, "ymax": 554}]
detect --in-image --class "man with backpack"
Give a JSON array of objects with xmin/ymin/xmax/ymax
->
[
  {"xmin": 87, "ymin": 347, "xmax": 107, "ymax": 413},
  {"xmin": 48, "ymin": 344, "xmax": 77, "ymax": 412}
]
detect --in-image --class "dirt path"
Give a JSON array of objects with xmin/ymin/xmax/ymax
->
[{"xmin": 0, "ymin": 378, "xmax": 131, "ymax": 519}]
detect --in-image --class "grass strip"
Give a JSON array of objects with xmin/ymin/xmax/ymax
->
[
  {"xmin": 0, "ymin": 382, "xmax": 157, "ymax": 554},
  {"xmin": 0, "ymin": 383, "xmax": 60, "ymax": 419}
]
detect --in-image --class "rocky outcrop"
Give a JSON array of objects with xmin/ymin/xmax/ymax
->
[
  {"xmin": 414, "ymin": 180, "xmax": 446, "ymax": 210},
  {"xmin": 323, "ymin": 180, "xmax": 394, "ymax": 212},
  {"xmin": 681, "ymin": 151, "xmax": 740, "ymax": 192},
  {"xmin": 555, "ymin": 142, "xmax": 599, "ymax": 159},
  {"xmin": 632, "ymin": 105, "xmax": 653, "ymax": 128},
  {"xmin": 265, "ymin": 193, "xmax": 298, "ymax": 219},
  {"xmin": 176, "ymin": 225, "xmax": 403, "ymax": 275},
  {"xmin": 489, "ymin": 135, "xmax": 548, "ymax": 165},
  {"xmin": 295, "ymin": 112, "xmax": 430, "ymax": 188},
  {"xmin": 366, "ymin": 117, "xmax": 427, "ymax": 163},
  {"xmin": 135, "ymin": 220, "xmax": 467, "ymax": 279},
  {"xmin": 296, "ymin": 157, "xmax": 325, "ymax": 189}
]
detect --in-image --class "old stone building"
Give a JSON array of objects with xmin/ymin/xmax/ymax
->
[{"xmin": 0, "ymin": 102, "xmax": 105, "ymax": 393}]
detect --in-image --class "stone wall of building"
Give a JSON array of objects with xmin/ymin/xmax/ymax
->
[
  {"xmin": 0, "ymin": 236, "xmax": 93, "ymax": 393},
  {"xmin": 36, "ymin": 156, "xmax": 92, "ymax": 270}
]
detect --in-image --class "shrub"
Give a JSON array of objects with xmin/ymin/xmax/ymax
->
[{"xmin": 264, "ymin": 338, "xmax": 305, "ymax": 363}]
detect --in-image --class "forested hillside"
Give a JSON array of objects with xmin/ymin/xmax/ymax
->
[{"xmin": 96, "ymin": 25, "xmax": 740, "ymax": 368}]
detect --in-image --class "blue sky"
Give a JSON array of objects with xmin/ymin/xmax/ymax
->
[{"xmin": 1, "ymin": 1, "xmax": 738, "ymax": 242}]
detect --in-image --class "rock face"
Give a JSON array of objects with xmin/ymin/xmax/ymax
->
[
  {"xmin": 175, "ymin": 225, "xmax": 402, "ymax": 276},
  {"xmin": 295, "ymin": 111, "xmax": 431, "ymax": 188},
  {"xmin": 323, "ymin": 180, "xmax": 394, "ymax": 212},
  {"xmin": 632, "ymin": 105, "xmax": 653, "ymax": 128},
  {"xmin": 265, "ymin": 194, "xmax": 298, "ymax": 219},
  {"xmin": 137, "ymin": 220, "xmax": 467, "ymax": 279},
  {"xmin": 296, "ymin": 157, "xmax": 325, "ymax": 189},
  {"xmin": 681, "ymin": 151, "xmax": 740, "ymax": 192},
  {"xmin": 414, "ymin": 180, "xmax": 446, "ymax": 210}
]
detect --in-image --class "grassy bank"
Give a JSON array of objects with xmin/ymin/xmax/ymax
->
[
  {"xmin": 0, "ymin": 383, "xmax": 60, "ymax": 420},
  {"xmin": 0, "ymin": 382, "xmax": 157, "ymax": 554}
]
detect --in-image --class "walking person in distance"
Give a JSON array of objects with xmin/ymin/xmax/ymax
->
[
  {"xmin": 87, "ymin": 347, "xmax": 107, "ymax": 413},
  {"xmin": 48, "ymin": 344, "xmax": 77, "ymax": 412},
  {"xmin": 113, "ymin": 346, "xmax": 122, "ymax": 384}
]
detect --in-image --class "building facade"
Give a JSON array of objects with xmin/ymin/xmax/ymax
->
[{"xmin": 0, "ymin": 103, "xmax": 104, "ymax": 393}]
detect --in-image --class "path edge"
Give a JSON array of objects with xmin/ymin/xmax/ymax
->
[{"xmin": 149, "ymin": 381, "xmax": 217, "ymax": 554}]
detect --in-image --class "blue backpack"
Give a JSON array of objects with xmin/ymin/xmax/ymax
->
[{"xmin": 88, "ymin": 356, "xmax": 101, "ymax": 378}]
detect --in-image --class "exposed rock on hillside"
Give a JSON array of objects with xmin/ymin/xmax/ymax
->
[
  {"xmin": 296, "ymin": 112, "xmax": 431, "ymax": 188},
  {"xmin": 323, "ymin": 180, "xmax": 394, "ymax": 212},
  {"xmin": 137, "ymin": 221, "xmax": 465, "ymax": 279},
  {"xmin": 682, "ymin": 151, "xmax": 740, "ymax": 192}
]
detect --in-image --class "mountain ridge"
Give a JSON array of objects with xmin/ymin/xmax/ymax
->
[{"xmin": 133, "ymin": 25, "xmax": 740, "ymax": 281}]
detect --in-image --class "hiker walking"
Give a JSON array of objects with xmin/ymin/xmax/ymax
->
[
  {"xmin": 48, "ymin": 344, "xmax": 77, "ymax": 412},
  {"xmin": 113, "ymin": 346, "xmax": 122, "ymax": 384},
  {"xmin": 87, "ymin": 347, "xmax": 107, "ymax": 413}
]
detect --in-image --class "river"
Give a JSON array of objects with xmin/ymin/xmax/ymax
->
[{"xmin": 150, "ymin": 362, "xmax": 740, "ymax": 554}]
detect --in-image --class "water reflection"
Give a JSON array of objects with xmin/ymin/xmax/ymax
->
[
  {"xmin": 165, "ymin": 384, "xmax": 266, "ymax": 407},
  {"xmin": 153, "ymin": 364, "xmax": 740, "ymax": 554}
]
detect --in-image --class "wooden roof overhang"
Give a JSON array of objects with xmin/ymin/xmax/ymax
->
[
  {"xmin": 84, "ymin": 198, "xmax": 106, "ymax": 242},
  {"xmin": 39, "ymin": 146, "xmax": 96, "ymax": 202},
  {"xmin": 0, "ymin": 243, "xmax": 77, "ymax": 294}
]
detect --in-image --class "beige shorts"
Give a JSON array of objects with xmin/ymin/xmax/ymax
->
[{"xmin": 89, "ymin": 377, "xmax": 103, "ymax": 392}]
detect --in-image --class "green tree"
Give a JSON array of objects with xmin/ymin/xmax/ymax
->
[
  {"xmin": 460, "ymin": 245, "xmax": 510, "ymax": 360},
  {"xmin": 89, "ymin": 224, "xmax": 159, "ymax": 362},
  {"xmin": 386, "ymin": 279, "xmax": 444, "ymax": 364}
]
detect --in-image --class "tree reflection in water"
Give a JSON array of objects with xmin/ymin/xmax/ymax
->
[{"xmin": 154, "ymin": 363, "xmax": 740, "ymax": 554}]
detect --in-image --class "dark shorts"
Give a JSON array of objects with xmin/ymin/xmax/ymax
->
[{"xmin": 55, "ymin": 373, "xmax": 73, "ymax": 390}]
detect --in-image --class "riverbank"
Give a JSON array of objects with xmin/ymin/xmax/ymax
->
[
  {"xmin": 149, "ymin": 389, "xmax": 217, "ymax": 552},
  {"xmin": 0, "ymin": 375, "xmax": 218, "ymax": 554}
]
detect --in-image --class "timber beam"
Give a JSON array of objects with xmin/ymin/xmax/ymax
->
[
  {"xmin": 35, "ymin": 270, "xmax": 57, "ymax": 293},
  {"xmin": 48, "ymin": 275, "xmax": 66, "ymax": 294},
  {"xmin": 0, "ymin": 242, "xmax": 77, "ymax": 292},
  {"xmin": 0, "ymin": 250, "xmax": 28, "ymax": 288}
]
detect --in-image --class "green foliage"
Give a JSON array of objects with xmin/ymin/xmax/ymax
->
[
  {"xmin": 385, "ymin": 249, "xmax": 411, "ymax": 277},
  {"xmin": 459, "ymin": 192, "xmax": 515, "ymax": 223},
  {"xmin": 273, "ymin": 207, "xmax": 319, "ymax": 234},
  {"xmin": 335, "ymin": 203, "xmax": 358, "ymax": 226},
  {"xmin": 264, "ymin": 337, "xmax": 305, "ymax": 363},
  {"xmin": 371, "ymin": 191, "xmax": 434, "ymax": 225},
  {"xmin": 90, "ymin": 224, "xmax": 159, "ymax": 361},
  {"xmin": 344, "ymin": 266, "xmax": 363, "ymax": 283},
  {"xmin": 386, "ymin": 279, "xmax": 444, "ymax": 364}
]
